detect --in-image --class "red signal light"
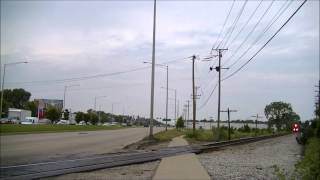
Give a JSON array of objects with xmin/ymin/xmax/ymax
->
[{"xmin": 292, "ymin": 123, "xmax": 300, "ymax": 132}]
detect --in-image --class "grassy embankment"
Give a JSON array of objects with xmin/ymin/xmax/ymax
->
[
  {"xmin": 152, "ymin": 125, "xmax": 274, "ymax": 143},
  {"xmin": 295, "ymin": 119, "xmax": 320, "ymax": 179},
  {"xmin": 0, "ymin": 124, "xmax": 124, "ymax": 135}
]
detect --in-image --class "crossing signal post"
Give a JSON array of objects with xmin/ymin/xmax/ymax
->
[{"xmin": 220, "ymin": 108, "xmax": 237, "ymax": 140}]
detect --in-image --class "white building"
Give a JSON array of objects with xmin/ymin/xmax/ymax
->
[{"xmin": 8, "ymin": 108, "xmax": 31, "ymax": 122}]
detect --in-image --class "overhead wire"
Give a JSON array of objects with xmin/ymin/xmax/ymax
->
[
  {"xmin": 223, "ymin": 0, "xmax": 293, "ymax": 72},
  {"xmin": 210, "ymin": 0, "xmax": 236, "ymax": 54},
  {"xmin": 219, "ymin": 0, "xmax": 249, "ymax": 49},
  {"xmin": 199, "ymin": 0, "xmax": 306, "ymax": 109},
  {"xmin": 223, "ymin": 0, "xmax": 264, "ymax": 52},
  {"xmin": 7, "ymin": 56, "xmax": 189, "ymax": 86},
  {"xmin": 221, "ymin": 0, "xmax": 276, "ymax": 66},
  {"xmin": 222, "ymin": 0, "xmax": 307, "ymax": 81}
]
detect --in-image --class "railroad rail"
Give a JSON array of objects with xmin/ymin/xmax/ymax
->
[{"xmin": 0, "ymin": 133, "xmax": 287, "ymax": 180}]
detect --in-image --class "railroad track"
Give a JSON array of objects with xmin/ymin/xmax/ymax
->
[{"xmin": 0, "ymin": 133, "xmax": 287, "ymax": 180}]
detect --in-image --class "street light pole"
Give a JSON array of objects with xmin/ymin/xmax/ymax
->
[
  {"xmin": 0, "ymin": 61, "xmax": 28, "ymax": 118},
  {"xmin": 94, "ymin": 96, "xmax": 107, "ymax": 111},
  {"xmin": 144, "ymin": 61, "xmax": 169, "ymax": 131},
  {"xmin": 149, "ymin": 0, "xmax": 157, "ymax": 138},
  {"xmin": 165, "ymin": 65, "xmax": 168, "ymax": 131},
  {"xmin": 63, "ymin": 84, "xmax": 79, "ymax": 111}
]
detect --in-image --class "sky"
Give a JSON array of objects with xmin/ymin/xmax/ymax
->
[{"xmin": 1, "ymin": 0, "xmax": 319, "ymax": 123}]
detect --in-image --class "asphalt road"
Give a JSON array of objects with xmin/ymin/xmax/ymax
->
[{"xmin": 0, "ymin": 127, "xmax": 163, "ymax": 166}]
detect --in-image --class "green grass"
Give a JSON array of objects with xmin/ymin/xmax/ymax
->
[
  {"xmin": 272, "ymin": 165, "xmax": 286, "ymax": 180},
  {"xmin": 153, "ymin": 129, "xmax": 185, "ymax": 142},
  {"xmin": 0, "ymin": 124, "xmax": 124, "ymax": 135},
  {"xmin": 296, "ymin": 137, "xmax": 320, "ymax": 180},
  {"xmin": 184, "ymin": 127, "xmax": 273, "ymax": 142}
]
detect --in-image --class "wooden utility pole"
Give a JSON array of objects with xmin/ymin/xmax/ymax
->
[
  {"xmin": 221, "ymin": 108, "xmax": 237, "ymax": 140},
  {"xmin": 192, "ymin": 55, "xmax": 196, "ymax": 134},
  {"xmin": 211, "ymin": 48, "xmax": 228, "ymax": 140},
  {"xmin": 187, "ymin": 100, "xmax": 190, "ymax": 128}
]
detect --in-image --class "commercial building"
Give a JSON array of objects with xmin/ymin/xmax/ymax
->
[{"xmin": 34, "ymin": 99, "xmax": 63, "ymax": 118}]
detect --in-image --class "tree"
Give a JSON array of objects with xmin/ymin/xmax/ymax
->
[
  {"xmin": 176, "ymin": 116, "xmax": 184, "ymax": 130},
  {"xmin": 45, "ymin": 107, "xmax": 61, "ymax": 123},
  {"xmin": 88, "ymin": 112, "xmax": 99, "ymax": 125},
  {"xmin": 83, "ymin": 113, "xmax": 90, "ymax": 124},
  {"xmin": 75, "ymin": 112, "xmax": 85, "ymax": 123},
  {"xmin": 264, "ymin": 101, "xmax": 299, "ymax": 131},
  {"xmin": 24, "ymin": 101, "xmax": 37, "ymax": 117},
  {"xmin": 0, "ymin": 88, "xmax": 31, "ymax": 117}
]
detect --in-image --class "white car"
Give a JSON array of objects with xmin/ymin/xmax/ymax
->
[
  {"xmin": 57, "ymin": 120, "xmax": 69, "ymax": 125},
  {"xmin": 21, "ymin": 117, "xmax": 39, "ymax": 125}
]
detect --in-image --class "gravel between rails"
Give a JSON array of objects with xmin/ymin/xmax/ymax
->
[{"xmin": 198, "ymin": 134, "xmax": 302, "ymax": 180}]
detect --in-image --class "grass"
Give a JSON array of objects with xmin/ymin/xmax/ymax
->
[
  {"xmin": 295, "ymin": 137, "xmax": 320, "ymax": 180},
  {"xmin": 184, "ymin": 127, "xmax": 273, "ymax": 142},
  {"xmin": 0, "ymin": 124, "xmax": 124, "ymax": 135},
  {"xmin": 153, "ymin": 129, "xmax": 185, "ymax": 142},
  {"xmin": 272, "ymin": 165, "xmax": 286, "ymax": 180}
]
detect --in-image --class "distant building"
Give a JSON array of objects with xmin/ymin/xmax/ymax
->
[{"xmin": 34, "ymin": 99, "xmax": 63, "ymax": 118}]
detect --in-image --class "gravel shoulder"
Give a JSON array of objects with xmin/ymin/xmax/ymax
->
[{"xmin": 198, "ymin": 134, "xmax": 302, "ymax": 180}]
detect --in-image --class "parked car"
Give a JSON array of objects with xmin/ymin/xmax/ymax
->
[
  {"xmin": 21, "ymin": 117, "xmax": 39, "ymax": 125},
  {"xmin": 57, "ymin": 120, "xmax": 69, "ymax": 125},
  {"xmin": 76, "ymin": 121, "xmax": 86, "ymax": 125}
]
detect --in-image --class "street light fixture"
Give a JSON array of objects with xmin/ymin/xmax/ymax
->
[
  {"xmin": 0, "ymin": 61, "xmax": 28, "ymax": 118},
  {"xmin": 144, "ymin": 61, "xmax": 169, "ymax": 131}
]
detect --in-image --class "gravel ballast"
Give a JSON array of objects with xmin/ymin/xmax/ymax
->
[{"xmin": 198, "ymin": 134, "xmax": 302, "ymax": 180}]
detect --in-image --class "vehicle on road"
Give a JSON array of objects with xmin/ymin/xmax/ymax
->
[
  {"xmin": 57, "ymin": 120, "xmax": 70, "ymax": 125},
  {"xmin": 21, "ymin": 117, "xmax": 39, "ymax": 125}
]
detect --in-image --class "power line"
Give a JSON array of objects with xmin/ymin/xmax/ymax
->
[
  {"xmin": 7, "ymin": 56, "xmax": 189, "ymax": 86},
  {"xmin": 222, "ymin": 0, "xmax": 276, "ymax": 66},
  {"xmin": 210, "ymin": 0, "xmax": 236, "ymax": 53},
  {"xmin": 222, "ymin": 0, "xmax": 307, "ymax": 81},
  {"xmin": 198, "ymin": 0, "xmax": 306, "ymax": 110},
  {"xmin": 223, "ymin": 0, "xmax": 264, "ymax": 52},
  {"xmin": 220, "ymin": 0, "xmax": 249, "ymax": 49},
  {"xmin": 224, "ymin": 0, "xmax": 293, "ymax": 70}
]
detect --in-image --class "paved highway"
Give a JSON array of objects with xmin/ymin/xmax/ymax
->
[{"xmin": 0, "ymin": 127, "xmax": 163, "ymax": 166}]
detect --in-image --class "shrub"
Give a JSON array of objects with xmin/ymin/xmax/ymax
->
[{"xmin": 238, "ymin": 124, "xmax": 251, "ymax": 132}]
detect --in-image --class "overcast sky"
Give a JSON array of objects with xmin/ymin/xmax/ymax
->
[{"xmin": 1, "ymin": 0, "xmax": 319, "ymax": 123}]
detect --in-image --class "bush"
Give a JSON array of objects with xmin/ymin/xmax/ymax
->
[
  {"xmin": 176, "ymin": 116, "xmax": 184, "ymax": 129},
  {"xmin": 238, "ymin": 124, "xmax": 251, "ymax": 132}
]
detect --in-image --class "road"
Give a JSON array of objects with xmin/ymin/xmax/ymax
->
[
  {"xmin": 0, "ymin": 127, "xmax": 163, "ymax": 166},
  {"xmin": 198, "ymin": 134, "xmax": 302, "ymax": 179}
]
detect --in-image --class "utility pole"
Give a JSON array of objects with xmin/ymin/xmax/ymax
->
[
  {"xmin": 177, "ymin": 100, "xmax": 179, "ymax": 120},
  {"xmin": 221, "ymin": 108, "xmax": 237, "ymax": 140},
  {"xmin": 191, "ymin": 55, "xmax": 197, "ymax": 134},
  {"xmin": 252, "ymin": 114, "xmax": 263, "ymax": 136},
  {"xmin": 210, "ymin": 48, "xmax": 228, "ymax": 140},
  {"xmin": 149, "ymin": 0, "xmax": 157, "ymax": 138},
  {"xmin": 187, "ymin": 100, "xmax": 190, "ymax": 129}
]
